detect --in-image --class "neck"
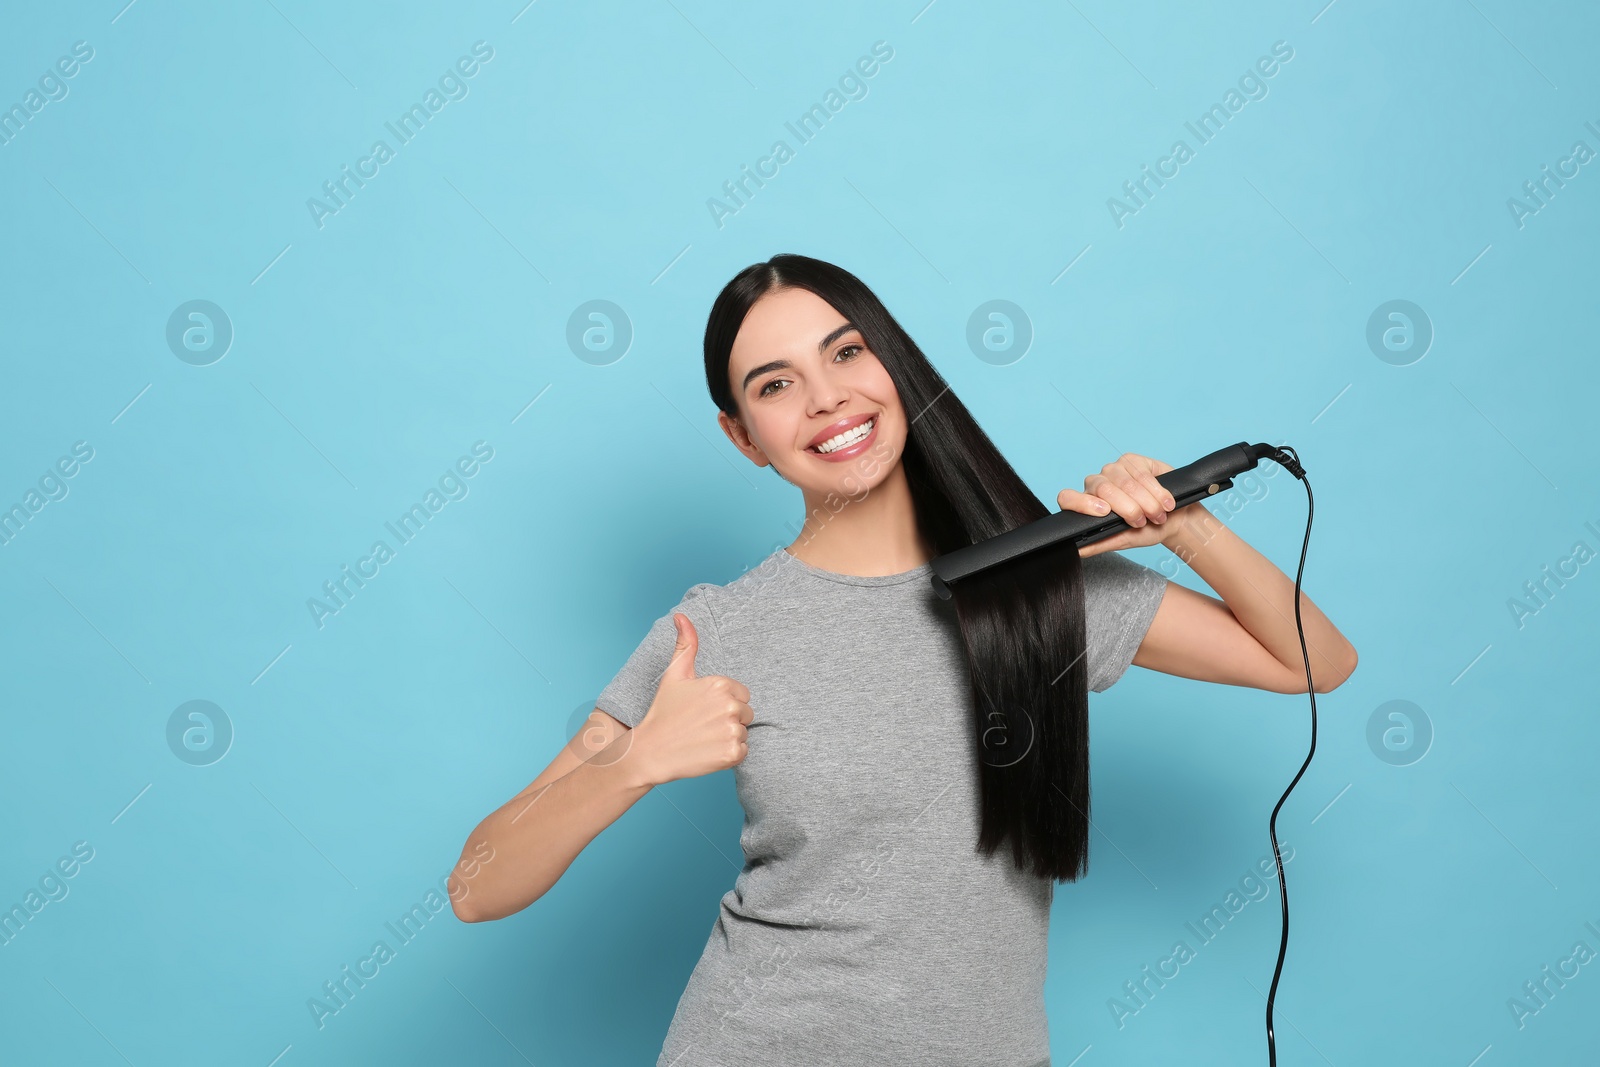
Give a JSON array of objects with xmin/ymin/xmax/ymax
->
[{"xmin": 785, "ymin": 461, "xmax": 934, "ymax": 576}]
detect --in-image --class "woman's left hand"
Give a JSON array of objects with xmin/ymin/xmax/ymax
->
[{"xmin": 1057, "ymin": 452, "xmax": 1194, "ymax": 556}]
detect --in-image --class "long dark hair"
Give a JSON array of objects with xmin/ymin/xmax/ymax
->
[{"xmin": 703, "ymin": 253, "xmax": 1094, "ymax": 882}]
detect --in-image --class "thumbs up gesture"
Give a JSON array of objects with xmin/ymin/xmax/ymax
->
[{"xmin": 633, "ymin": 613, "xmax": 754, "ymax": 787}]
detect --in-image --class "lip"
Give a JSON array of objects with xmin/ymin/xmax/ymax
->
[{"xmin": 805, "ymin": 412, "xmax": 879, "ymax": 461}]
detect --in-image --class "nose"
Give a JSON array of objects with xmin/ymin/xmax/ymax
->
[{"xmin": 805, "ymin": 366, "xmax": 850, "ymax": 417}]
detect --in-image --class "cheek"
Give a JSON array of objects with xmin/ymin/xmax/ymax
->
[
  {"xmin": 867, "ymin": 366, "xmax": 904, "ymax": 416},
  {"xmin": 750, "ymin": 409, "xmax": 797, "ymax": 452},
  {"xmin": 872, "ymin": 387, "xmax": 907, "ymax": 438}
]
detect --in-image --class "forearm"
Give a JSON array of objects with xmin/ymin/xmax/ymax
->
[
  {"xmin": 1161, "ymin": 503, "xmax": 1357, "ymax": 689},
  {"xmin": 452, "ymin": 748, "xmax": 653, "ymax": 922}
]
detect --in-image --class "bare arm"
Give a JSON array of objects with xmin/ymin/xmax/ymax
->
[
  {"xmin": 1061, "ymin": 452, "xmax": 1358, "ymax": 696},
  {"xmin": 449, "ymin": 613, "xmax": 752, "ymax": 923},
  {"xmin": 450, "ymin": 711, "xmax": 650, "ymax": 923},
  {"xmin": 1133, "ymin": 504, "xmax": 1358, "ymax": 693}
]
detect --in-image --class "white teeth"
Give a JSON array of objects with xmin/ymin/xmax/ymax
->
[{"xmin": 812, "ymin": 417, "xmax": 874, "ymax": 454}]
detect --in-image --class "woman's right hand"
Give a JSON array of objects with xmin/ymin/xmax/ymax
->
[{"xmin": 632, "ymin": 613, "xmax": 753, "ymax": 787}]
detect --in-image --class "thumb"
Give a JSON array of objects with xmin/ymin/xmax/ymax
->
[{"xmin": 662, "ymin": 612, "xmax": 700, "ymax": 682}]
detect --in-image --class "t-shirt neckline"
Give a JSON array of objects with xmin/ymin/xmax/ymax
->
[{"xmin": 776, "ymin": 547, "xmax": 934, "ymax": 587}]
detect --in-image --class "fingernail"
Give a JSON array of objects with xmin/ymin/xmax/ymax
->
[{"xmin": 1165, "ymin": 497, "xmax": 1175, "ymax": 510}]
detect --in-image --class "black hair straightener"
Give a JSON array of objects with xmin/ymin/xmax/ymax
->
[{"xmin": 929, "ymin": 440, "xmax": 1316, "ymax": 1066}]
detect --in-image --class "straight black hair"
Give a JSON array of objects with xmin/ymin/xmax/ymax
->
[{"xmin": 703, "ymin": 253, "xmax": 1094, "ymax": 882}]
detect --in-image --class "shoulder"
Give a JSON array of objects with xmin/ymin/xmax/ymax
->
[
  {"xmin": 1080, "ymin": 549, "xmax": 1169, "ymax": 623},
  {"xmin": 670, "ymin": 569, "xmax": 754, "ymax": 637},
  {"xmin": 1082, "ymin": 548, "xmax": 1168, "ymax": 592},
  {"xmin": 671, "ymin": 581, "xmax": 725, "ymax": 629},
  {"xmin": 689, "ymin": 548, "xmax": 793, "ymax": 612},
  {"xmin": 674, "ymin": 549, "xmax": 798, "ymax": 647},
  {"xmin": 1080, "ymin": 549, "xmax": 1170, "ymax": 692},
  {"xmin": 719, "ymin": 548, "xmax": 791, "ymax": 597}
]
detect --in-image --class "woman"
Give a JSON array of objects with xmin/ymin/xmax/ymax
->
[{"xmin": 450, "ymin": 255, "xmax": 1358, "ymax": 1066}]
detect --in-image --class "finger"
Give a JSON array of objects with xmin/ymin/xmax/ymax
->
[
  {"xmin": 1100, "ymin": 463, "xmax": 1166, "ymax": 524},
  {"xmin": 1129, "ymin": 470, "xmax": 1171, "ymax": 522},
  {"xmin": 1085, "ymin": 473, "xmax": 1153, "ymax": 528},
  {"xmin": 1135, "ymin": 466, "xmax": 1177, "ymax": 515},
  {"xmin": 1057, "ymin": 487, "xmax": 1112, "ymax": 515},
  {"xmin": 1124, "ymin": 454, "xmax": 1176, "ymax": 514},
  {"xmin": 1077, "ymin": 525, "xmax": 1142, "ymax": 557},
  {"xmin": 662, "ymin": 613, "xmax": 700, "ymax": 681}
]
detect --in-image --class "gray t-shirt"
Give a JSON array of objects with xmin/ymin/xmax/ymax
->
[{"xmin": 596, "ymin": 545, "xmax": 1169, "ymax": 1067}]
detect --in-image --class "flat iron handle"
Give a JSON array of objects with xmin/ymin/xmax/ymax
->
[{"xmin": 928, "ymin": 441, "xmax": 1264, "ymax": 599}]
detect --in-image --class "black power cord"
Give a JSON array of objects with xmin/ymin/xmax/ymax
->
[{"xmin": 1260, "ymin": 444, "xmax": 1313, "ymax": 1066}]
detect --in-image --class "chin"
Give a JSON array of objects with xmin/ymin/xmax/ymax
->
[{"xmin": 804, "ymin": 443, "xmax": 901, "ymax": 502}]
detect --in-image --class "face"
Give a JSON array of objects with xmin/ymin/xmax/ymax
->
[{"xmin": 719, "ymin": 287, "xmax": 906, "ymax": 500}]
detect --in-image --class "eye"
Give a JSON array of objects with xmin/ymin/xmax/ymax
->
[{"xmin": 755, "ymin": 344, "xmax": 866, "ymax": 398}]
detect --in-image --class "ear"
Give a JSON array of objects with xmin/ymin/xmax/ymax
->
[{"xmin": 718, "ymin": 410, "xmax": 770, "ymax": 468}]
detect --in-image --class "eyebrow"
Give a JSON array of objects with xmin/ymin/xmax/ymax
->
[{"xmin": 740, "ymin": 321, "xmax": 860, "ymax": 392}]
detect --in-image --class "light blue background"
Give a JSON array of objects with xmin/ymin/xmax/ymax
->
[{"xmin": 2, "ymin": 1, "xmax": 1596, "ymax": 1064}]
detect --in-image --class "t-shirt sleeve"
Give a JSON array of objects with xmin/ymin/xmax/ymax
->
[
  {"xmin": 1082, "ymin": 550, "xmax": 1170, "ymax": 693},
  {"xmin": 594, "ymin": 583, "xmax": 725, "ymax": 729}
]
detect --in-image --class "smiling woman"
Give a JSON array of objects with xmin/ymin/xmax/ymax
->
[
  {"xmin": 449, "ymin": 253, "xmax": 1356, "ymax": 1067},
  {"xmin": 719, "ymin": 298, "xmax": 910, "ymax": 480}
]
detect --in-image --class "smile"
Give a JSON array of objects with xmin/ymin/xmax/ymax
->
[{"xmin": 807, "ymin": 416, "xmax": 877, "ymax": 459}]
